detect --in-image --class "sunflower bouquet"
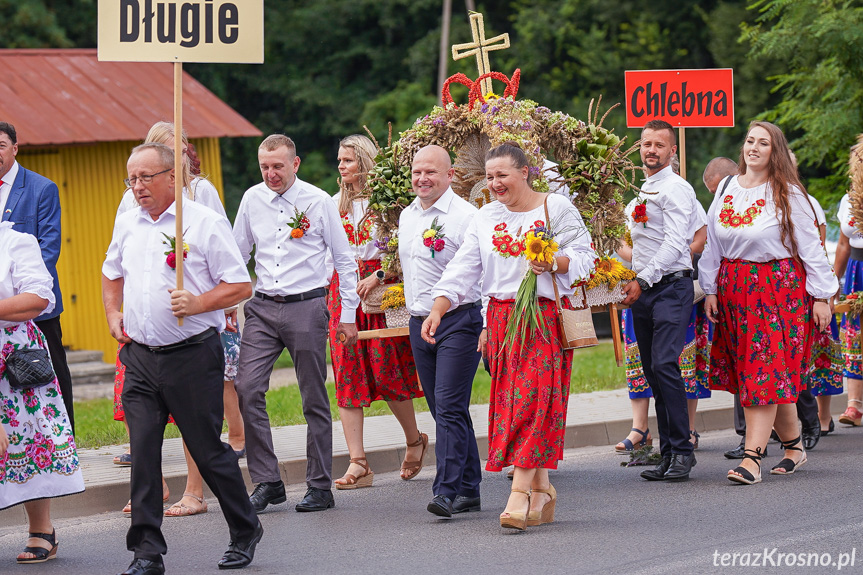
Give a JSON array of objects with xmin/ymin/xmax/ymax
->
[
  {"xmin": 582, "ymin": 256, "xmax": 636, "ymax": 291},
  {"xmin": 504, "ymin": 212, "xmax": 585, "ymax": 350}
]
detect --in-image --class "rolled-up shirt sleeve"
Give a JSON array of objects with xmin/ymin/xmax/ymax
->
[
  {"xmin": 204, "ymin": 216, "xmax": 252, "ymax": 285},
  {"xmin": 432, "ymin": 216, "xmax": 483, "ymax": 310},
  {"xmin": 322, "ymin": 200, "xmax": 359, "ymax": 323}
]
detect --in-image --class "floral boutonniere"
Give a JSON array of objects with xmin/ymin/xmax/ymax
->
[
  {"xmin": 288, "ymin": 206, "xmax": 311, "ymax": 239},
  {"xmin": 161, "ymin": 232, "xmax": 189, "ymax": 270},
  {"xmin": 422, "ymin": 216, "xmax": 446, "ymax": 258},
  {"xmin": 632, "ymin": 199, "xmax": 648, "ymax": 228}
]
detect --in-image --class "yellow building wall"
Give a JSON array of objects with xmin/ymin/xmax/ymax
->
[{"xmin": 17, "ymin": 138, "xmax": 224, "ymax": 363}]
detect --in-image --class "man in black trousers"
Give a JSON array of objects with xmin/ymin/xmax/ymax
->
[
  {"xmin": 622, "ymin": 120, "xmax": 700, "ymax": 482},
  {"xmin": 103, "ymin": 143, "xmax": 262, "ymax": 575}
]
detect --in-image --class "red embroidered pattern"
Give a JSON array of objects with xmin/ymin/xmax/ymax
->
[
  {"xmin": 342, "ymin": 214, "xmax": 372, "ymax": 246},
  {"xmin": 491, "ymin": 220, "xmax": 544, "ymax": 258},
  {"xmin": 719, "ymin": 195, "xmax": 766, "ymax": 229}
]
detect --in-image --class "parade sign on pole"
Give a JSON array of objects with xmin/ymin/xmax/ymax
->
[
  {"xmin": 98, "ymin": 0, "xmax": 264, "ymax": 63},
  {"xmin": 625, "ymin": 68, "xmax": 734, "ymax": 180},
  {"xmin": 98, "ymin": 0, "xmax": 264, "ymax": 324},
  {"xmin": 624, "ymin": 69, "xmax": 734, "ymax": 128}
]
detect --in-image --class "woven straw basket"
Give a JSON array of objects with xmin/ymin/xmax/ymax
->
[
  {"xmin": 384, "ymin": 306, "xmax": 411, "ymax": 328},
  {"xmin": 361, "ymin": 284, "xmax": 388, "ymax": 315}
]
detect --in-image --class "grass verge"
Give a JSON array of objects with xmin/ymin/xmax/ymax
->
[{"xmin": 73, "ymin": 342, "xmax": 624, "ymax": 449}]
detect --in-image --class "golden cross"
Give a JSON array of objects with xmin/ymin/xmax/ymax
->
[{"xmin": 451, "ymin": 12, "xmax": 510, "ymax": 97}]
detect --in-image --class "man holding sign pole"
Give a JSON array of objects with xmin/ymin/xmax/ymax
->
[
  {"xmin": 103, "ymin": 144, "xmax": 263, "ymax": 574},
  {"xmin": 621, "ymin": 120, "xmax": 700, "ymax": 483}
]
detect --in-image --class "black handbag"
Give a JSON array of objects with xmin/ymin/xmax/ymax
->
[{"xmin": 5, "ymin": 348, "xmax": 56, "ymax": 390}]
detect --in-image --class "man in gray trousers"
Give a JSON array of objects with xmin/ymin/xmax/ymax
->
[{"xmin": 233, "ymin": 134, "xmax": 359, "ymax": 513}]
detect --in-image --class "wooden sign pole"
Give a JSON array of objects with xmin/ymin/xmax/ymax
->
[
  {"xmin": 679, "ymin": 127, "xmax": 686, "ymax": 180},
  {"xmin": 174, "ymin": 62, "xmax": 184, "ymax": 326}
]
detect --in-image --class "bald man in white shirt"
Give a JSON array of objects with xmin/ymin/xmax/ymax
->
[{"xmin": 233, "ymin": 135, "xmax": 359, "ymax": 514}]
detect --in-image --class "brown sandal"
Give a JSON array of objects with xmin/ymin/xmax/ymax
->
[
  {"xmin": 400, "ymin": 431, "xmax": 428, "ymax": 481},
  {"xmin": 335, "ymin": 457, "xmax": 375, "ymax": 490},
  {"xmin": 164, "ymin": 493, "xmax": 209, "ymax": 517}
]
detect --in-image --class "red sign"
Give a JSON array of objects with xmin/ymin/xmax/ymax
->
[{"xmin": 624, "ymin": 69, "xmax": 734, "ymax": 128}]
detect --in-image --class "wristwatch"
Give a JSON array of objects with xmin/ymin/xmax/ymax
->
[
  {"xmin": 550, "ymin": 258, "xmax": 559, "ymax": 273},
  {"xmin": 636, "ymin": 278, "xmax": 650, "ymax": 291},
  {"xmin": 375, "ymin": 269, "xmax": 386, "ymax": 285}
]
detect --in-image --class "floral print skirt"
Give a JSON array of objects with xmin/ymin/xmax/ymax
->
[
  {"xmin": 327, "ymin": 260, "xmax": 420, "ymax": 409},
  {"xmin": 622, "ymin": 304, "xmax": 712, "ymax": 400},
  {"xmin": 709, "ymin": 258, "xmax": 812, "ymax": 407},
  {"xmin": 1, "ymin": 321, "xmax": 84, "ymax": 510},
  {"xmin": 809, "ymin": 316, "xmax": 843, "ymax": 396},
  {"xmin": 485, "ymin": 297, "xmax": 573, "ymax": 471},
  {"xmin": 840, "ymin": 257, "xmax": 863, "ymax": 379}
]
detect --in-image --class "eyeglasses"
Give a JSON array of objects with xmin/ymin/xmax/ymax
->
[{"xmin": 124, "ymin": 168, "xmax": 171, "ymax": 188}]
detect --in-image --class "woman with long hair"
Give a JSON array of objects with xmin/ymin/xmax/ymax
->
[
  {"xmin": 328, "ymin": 134, "xmax": 424, "ymax": 488},
  {"xmin": 700, "ymin": 121, "xmax": 836, "ymax": 485},
  {"xmin": 422, "ymin": 142, "xmax": 596, "ymax": 529}
]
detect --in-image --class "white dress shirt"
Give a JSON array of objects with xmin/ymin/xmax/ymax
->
[
  {"xmin": 837, "ymin": 194, "xmax": 863, "ymax": 248},
  {"xmin": 102, "ymin": 201, "xmax": 250, "ymax": 346},
  {"xmin": 399, "ymin": 187, "xmax": 479, "ymax": 316},
  {"xmin": 116, "ymin": 177, "xmax": 227, "ymax": 220},
  {"xmin": 433, "ymin": 193, "xmax": 596, "ymax": 310},
  {"xmin": 233, "ymin": 178, "xmax": 360, "ymax": 323},
  {"xmin": 699, "ymin": 176, "xmax": 838, "ymax": 299},
  {"xmin": 626, "ymin": 195, "xmax": 707, "ymax": 242},
  {"xmin": 631, "ymin": 165, "xmax": 699, "ymax": 286},
  {"xmin": 0, "ymin": 161, "xmax": 20, "ymax": 216},
  {"xmin": 0, "ymin": 221, "xmax": 55, "ymax": 328}
]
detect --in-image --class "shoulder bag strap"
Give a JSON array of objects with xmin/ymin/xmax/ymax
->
[{"xmin": 543, "ymin": 195, "xmax": 565, "ymax": 311}]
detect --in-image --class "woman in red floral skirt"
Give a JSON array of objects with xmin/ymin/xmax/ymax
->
[
  {"xmin": 700, "ymin": 121, "xmax": 837, "ymax": 485},
  {"xmin": 328, "ymin": 135, "xmax": 424, "ymax": 489},
  {"xmin": 423, "ymin": 143, "xmax": 596, "ymax": 528}
]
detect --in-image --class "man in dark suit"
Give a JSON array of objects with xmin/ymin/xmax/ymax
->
[{"xmin": 0, "ymin": 122, "xmax": 74, "ymax": 431}]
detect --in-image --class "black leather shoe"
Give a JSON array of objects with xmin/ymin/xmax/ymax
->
[
  {"xmin": 218, "ymin": 521, "xmax": 264, "ymax": 570},
  {"xmin": 118, "ymin": 558, "xmax": 165, "ymax": 575},
  {"xmin": 427, "ymin": 495, "xmax": 453, "ymax": 517},
  {"xmin": 640, "ymin": 456, "xmax": 672, "ymax": 481},
  {"xmin": 802, "ymin": 424, "xmax": 821, "ymax": 450},
  {"xmin": 725, "ymin": 440, "xmax": 767, "ymax": 459},
  {"xmin": 663, "ymin": 453, "xmax": 697, "ymax": 482},
  {"xmin": 249, "ymin": 481, "xmax": 286, "ymax": 513},
  {"xmin": 452, "ymin": 495, "xmax": 481, "ymax": 514},
  {"xmin": 295, "ymin": 487, "xmax": 334, "ymax": 512},
  {"xmin": 821, "ymin": 419, "xmax": 835, "ymax": 436}
]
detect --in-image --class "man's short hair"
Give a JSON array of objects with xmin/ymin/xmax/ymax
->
[
  {"xmin": 642, "ymin": 120, "xmax": 676, "ymax": 146},
  {"xmin": 0, "ymin": 122, "xmax": 17, "ymax": 145},
  {"xmin": 131, "ymin": 142, "xmax": 174, "ymax": 170},
  {"xmin": 260, "ymin": 134, "xmax": 297, "ymax": 155},
  {"xmin": 702, "ymin": 156, "xmax": 738, "ymax": 188}
]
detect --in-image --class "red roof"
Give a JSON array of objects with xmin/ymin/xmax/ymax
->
[{"xmin": 0, "ymin": 49, "xmax": 261, "ymax": 146}]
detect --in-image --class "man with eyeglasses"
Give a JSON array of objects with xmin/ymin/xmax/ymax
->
[
  {"xmin": 0, "ymin": 122, "xmax": 75, "ymax": 434},
  {"xmin": 103, "ymin": 143, "xmax": 263, "ymax": 575}
]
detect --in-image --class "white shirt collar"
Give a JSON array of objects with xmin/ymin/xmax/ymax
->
[
  {"xmin": 644, "ymin": 164, "xmax": 675, "ymax": 184},
  {"xmin": 409, "ymin": 186, "xmax": 456, "ymax": 215},
  {"xmin": 2, "ymin": 161, "xmax": 19, "ymax": 187}
]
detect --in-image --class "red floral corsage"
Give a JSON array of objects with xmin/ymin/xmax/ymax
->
[
  {"xmin": 422, "ymin": 216, "xmax": 446, "ymax": 258},
  {"xmin": 632, "ymin": 199, "xmax": 648, "ymax": 227},
  {"xmin": 161, "ymin": 232, "xmax": 189, "ymax": 270}
]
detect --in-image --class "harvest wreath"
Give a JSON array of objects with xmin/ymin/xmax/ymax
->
[{"xmin": 365, "ymin": 70, "xmax": 638, "ymax": 275}]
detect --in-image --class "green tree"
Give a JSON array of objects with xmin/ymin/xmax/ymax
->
[
  {"xmin": 743, "ymin": 0, "xmax": 863, "ymax": 206},
  {"xmin": 0, "ymin": 0, "xmax": 73, "ymax": 48}
]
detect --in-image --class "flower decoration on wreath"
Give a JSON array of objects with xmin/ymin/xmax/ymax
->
[{"xmin": 365, "ymin": 68, "xmax": 639, "ymax": 276}]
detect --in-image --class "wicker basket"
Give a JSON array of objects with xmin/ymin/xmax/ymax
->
[
  {"xmin": 572, "ymin": 282, "xmax": 627, "ymax": 308},
  {"xmin": 384, "ymin": 306, "xmax": 411, "ymax": 328},
  {"xmin": 361, "ymin": 284, "xmax": 388, "ymax": 315}
]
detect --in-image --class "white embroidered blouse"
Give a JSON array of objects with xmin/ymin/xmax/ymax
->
[
  {"xmin": 837, "ymin": 194, "xmax": 863, "ymax": 249},
  {"xmin": 699, "ymin": 176, "xmax": 838, "ymax": 299}
]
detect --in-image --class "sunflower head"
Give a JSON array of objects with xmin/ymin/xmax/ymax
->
[{"xmin": 523, "ymin": 231, "xmax": 557, "ymax": 264}]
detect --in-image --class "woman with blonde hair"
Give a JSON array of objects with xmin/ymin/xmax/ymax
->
[
  {"xmin": 328, "ymin": 134, "xmax": 424, "ymax": 489},
  {"xmin": 113, "ymin": 121, "xmax": 245, "ymax": 517},
  {"xmin": 700, "ymin": 121, "xmax": 836, "ymax": 485}
]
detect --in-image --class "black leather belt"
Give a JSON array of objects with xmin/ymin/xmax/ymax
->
[
  {"xmin": 142, "ymin": 327, "xmax": 218, "ymax": 353},
  {"xmin": 255, "ymin": 287, "xmax": 327, "ymax": 303},
  {"xmin": 656, "ymin": 269, "xmax": 693, "ymax": 287},
  {"xmin": 851, "ymin": 247, "xmax": 863, "ymax": 262},
  {"xmin": 412, "ymin": 301, "xmax": 481, "ymax": 322}
]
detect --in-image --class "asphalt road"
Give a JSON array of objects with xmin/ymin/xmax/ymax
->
[{"xmin": 2, "ymin": 427, "xmax": 862, "ymax": 575}]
